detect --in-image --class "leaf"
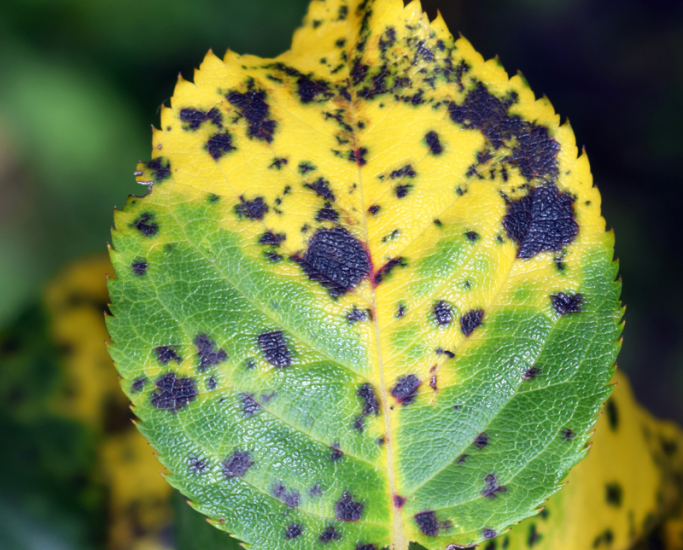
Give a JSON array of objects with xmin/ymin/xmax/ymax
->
[
  {"xmin": 106, "ymin": 0, "xmax": 623, "ymax": 548},
  {"xmin": 500, "ymin": 371, "xmax": 683, "ymax": 550}
]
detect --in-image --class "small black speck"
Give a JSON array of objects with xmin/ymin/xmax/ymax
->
[
  {"xmin": 241, "ymin": 393, "xmax": 262, "ymax": 417},
  {"xmin": 465, "ymin": 231, "xmax": 479, "ymax": 242},
  {"xmin": 606, "ymin": 483, "xmax": 622, "ymax": 507},
  {"xmin": 475, "ymin": 432, "xmax": 488, "ymax": 448},
  {"xmin": 319, "ymin": 526, "xmax": 342, "ymax": 544},
  {"xmin": 425, "ymin": 131, "xmax": 443, "ymax": 155},
  {"xmin": 368, "ymin": 204, "xmax": 380, "ymax": 215},
  {"xmin": 563, "ymin": 428, "xmax": 575, "ymax": 440},
  {"xmin": 523, "ymin": 367, "xmax": 540, "ymax": 380}
]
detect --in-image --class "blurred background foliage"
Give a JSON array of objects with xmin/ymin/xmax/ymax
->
[{"xmin": 1, "ymin": 0, "xmax": 682, "ymax": 548}]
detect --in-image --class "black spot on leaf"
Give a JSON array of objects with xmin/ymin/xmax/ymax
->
[
  {"xmin": 502, "ymin": 183, "xmax": 578, "ymax": 259},
  {"xmin": 258, "ymin": 330, "xmax": 291, "ymax": 367},
  {"xmin": 131, "ymin": 213, "xmax": 158, "ymax": 237},
  {"xmin": 292, "ymin": 227, "xmax": 371, "ymax": 298},
  {"xmin": 270, "ymin": 157, "xmax": 288, "ymax": 169},
  {"xmin": 131, "ymin": 377, "xmax": 146, "ymax": 393},
  {"xmin": 461, "ymin": 309, "xmax": 484, "ymax": 336},
  {"xmin": 273, "ymin": 483, "xmax": 300, "ymax": 508},
  {"xmin": 368, "ymin": 204, "xmax": 380, "ymax": 215},
  {"xmin": 606, "ymin": 483, "xmax": 622, "ymax": 507},
  {"xmin": 523, "ymin": 367, "xmax": 540, "ymax": 380},
  {"xmin": 475, "ymin": 433, "xmax": 488, "ymax": 448},
  {"xmin": 316, "ymin": 205, "xmax": 339, "ymax": 222},
  {"xmin": 319, "ymin": 526, "xmax": 342, "ymax": 544},
  {"xmin": 551, "ymin": 292, "xmax": 583, "ymax": 315},
  {"xmin": 235, "ymin": 196, "xmax": 269, "ymax": 220},
  {"xmin": 483, "ymin": 529, "xmax": 497, "ymax": 540},
  {"xmin": 393, "ymin": 495, "xmax": 406, "ymax": 508},
  {"xmin": 481, "ymin": 473, "xmax": 507, "ymax": 499},
  {"xmin": 415, "ymin": 511, "xmax": 439, "ymax": 536},
  {"xmin": 374, "ymin": 257, "xmax": 407, "ymax": 285},
  {"xmin": 391, "ymin": 374, "xmax": 420, "ymax": 406},
  {"xmin": 286, "ymin": 524, "xmax": 303, "ymax": 539},
  {"xmin": 358, "ymin": 383, "xmax": 380, "ymax": 416},
  {"xmin": 563, "ymin": 429, "xmax": 575, "ymax": 440},
  {"xmin": 194, "ymin": 334, "xmax": 227, "ymax": 370},
  {"xmin": 222, "ymin": 450, "xmax": 253, "ymax": 478},
  {"xmin": 297, "ymin": 75, "xmax": 331, "ymax": 103},
  {"xmin": 528, "ymin": 524, "xmax": 541, "ymax": 547},
  {"xmin": 346, "ymin": 306, "xmax": 371, "ymax": 322},
  {"xmin": 390, "ymin": 164, "xmax": 416, "ymax": 179},
  {"xmin": 206, "ymin": 376, "xmax": 216, "ymax": 390},
  {"xmin": 330, "ymin": 445, "xmax": 344, "ymax": 461},
  {"xmin": 433, "ymin": 301, "xmax": 453, "ymax": 326},
  {"xmin": 145, "ymin": 157, "xmax": 171, "ymax": 182},
  {"xmin": 606, "ymin": 399, "xmax": 619, "ymax": 431},
  {"xmin": 241, "ymin": 394, "xmax": 261, "ymax": 417},
  {"xmin": 349, "ymin": 147, "xmax": 368, "ymax": 166},
  {"xmin": 150, "ymin": 373, "xmax": 197, "ymax": 411},
  {"xmin": 131, "ymin": 260, "xmax": 148, "ymax": 275},
  {"xmin": 357, "ymin": 545, "xmax": 376, "ymax": 550},
  {"xmin": 335, "ymin": 491, "xmax": 364, "ymax": 521},
  {"xmin": 306, "ymin": 177, "xmax": 336, "ymax": 201},
  {"xmin": 188, "ymin": 456, "xmax": 208, "ymax": 474},
  {"xmin": 259, "ymin": 231, "xmax": 286, "ymax": 246},
  {"xmin": 227, "ymin": 87, "xmax": 276, "ymax": 142},
  {"xmin": 465, "ymin": 231, "xmax": 479, "ymax": 242},
  {"xmin": 425, "ymin": 131, "xmax": 443, "ymax": 155},
  {"xmin": 206, "ymin": 131, "xmax": 236, "ymax": 160},
  {"xmin": 155, "ymin": 346, "xmax": 182, "ymax": 365},
  {"xmin": 394, "ymin": 184, "xmax": 412, "ymax": 198}
]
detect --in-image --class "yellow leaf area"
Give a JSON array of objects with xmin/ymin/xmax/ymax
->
[
  {"xmin": 504, "ymin": 372, "xmax": 683, "ymax": 550},
  {"xmin": 44, "ymin": 255, "xmax": 172, "ymax": 550}
]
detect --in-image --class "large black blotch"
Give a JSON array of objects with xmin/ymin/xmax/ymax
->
[
  {"xmin": 131, "ymin": 213, "xmax": 159, "ymax": 237},
  {"xmin": 390, "ymin": 374, "xmax": 421, "ymax": 406},
  {"xmin": 235, "ymin": 195, "xmax": 269, "ymax": 220},
  {"xmin": 222, "ymin": 450, "xmax": 253, "ymax": 478},
  {"xmin": 305, "ymin": 177, "xmax": 336, "ymax": 201},
  {"xmin": 511, "ymin": 125, "xmax": 560, "ymax": 182},
  {"xmin": 551, "ymin": 292, "xmax": 583, "ymax": 316},
  {"xmin": 180, "ymin": 107, "xmax": 223, "ymax": 130},
  {"xmin": 258, "ymin": 330, "xmax": 291, "ymax": 367},
  {"xmin": 155, "ymin": 346, "xmax": 182, "ymax": 365},
  {"xmin": 293, "ymin": 227, "xmax": 371, "ymax": 298},
  {"xmin": 150, "ymin": 373, "xmax": 197, "ymax": 411},
  {"xmin": 227, "ymin": 88, "xmax": 276, "ymax": 142},
  {"xmin": 297, "ymin": 75, "xmax": 332, "ymax": 103},
  {"xmin": 194, "ymin": 334, "xmax": 227, "ymax": 371},
  {"xmin": 206, "ymin": 131, "xmax": 235, "ymax": 160},
  {"xmin": 145, "ymin": 157, "xmax": 171, "ymax": 182},
  {"xmin": 335, "ymin": 491, "xmax": 364, "ymax": 521},
  {"xmin": 414, "ymin": 511, "xmax": 439, "ymax": 536},
  {"xmin": 502, "ymin": 183, "xmax": 578, "ymax": 259}
]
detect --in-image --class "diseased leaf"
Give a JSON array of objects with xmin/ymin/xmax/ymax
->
[{"xmin": 107, "ymin": 1, "xmax": 623, "ymax": 548}]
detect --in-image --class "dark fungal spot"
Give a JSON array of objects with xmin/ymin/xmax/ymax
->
[
  {"xmin": 299, "ymin": 161, "xmax": 316, "ymax": 175},
  {"xmin": 512, "ymin": 125, "xmax": 560, "ymax": 182},
  {"xmin": 551, "ymin": 292, "xmax": 583, "ymax": 316},
  {"xmin": 429, "ymin": 375, "xmax": 437, "ymax": 391},
  {"xmin": 206, "ymin": 131, "xmax": 236, "ymax": 160},
  {"xmin": 483, "ymin": 529, "xmax": 497, "ymax": 540},
  {"xmin": 390, "ymin": 164, "xmax": 416, "ymax": 179},
  {"xmin": 273, "ymin": 483, "xmax": 300, "ymax": 508},
  {"xmin": 457, "ymin": 454, "xmax": 468, "ymax": 464},
  {"xmin": 539, "ymin": 508, "xmax": 549, "ymax": 520},
  {"xmin": 563, "ymin": 429, "xmax": 575, "ymax": 440},
  {"xmin": 358, "ymin": 383, "xmax": 380, "ymax": 416},
  {"xmin": 396, "ymin": 303, "xmax": 406, "ymax": 318},
  {"xmin": 502, "ymin": 183, "xmax": 578, "ymax": 259},
  {"xmin": 433, "ymin": 301, "xmax": 453, "ymax": 326},
  {"xmin": 481, "ymin": 473, "xmax": 507, "ymax": 499},
  {"xmin": 523, "ymin": 367, "xmax": 540, "ymax": 380},
  {"xmin": 131, "ymin": 213, "xmax": 158, "ymax": 237},
  {"xmin": 150, "ymin": 373, "xmax": 197, "ymax": 411},
  {"xmin": 180, "ymin": 107, "xmax": 223, "ymax": 130},
  {"xmin": 222, "ymin": 450, "xmax": 253, "ymax": 478},
  {"xmin": 258, "ymin": 331, "xmax": 291, "ymax": 368},
  {"xmin": 415, "ymin": 511, "xmax": 439, "ymax": 536},
  {"xmin": 235, "ymin": 195, "xmax": 269, "ymax": 220},
  {"xmin": 306, "ymin": 177, "xmax": 335, "ymax": 201},
  {"xmin": 354, "ymin": 415, "xmax": 365, "ymax": 431},
  {"xmin": 465, "ymin": 231, "xmax": 479, "ymax": 242},
  {"xmin": 377, "ymin": 437, "xmax": 385, "ymax": 446},
  {"xmin": 145, "ymin": 157, "xmax": 171, "ymax": 182},
  {"xmin": 330, "ymin": 445, "xmax": 344, "ymax": 461},
  {"xmin": 346, "ymin": 306, "xmax": 371, "ymax": 323},
  {"xmin": 368, "ymin": 204, "xmax": 380, "ymax": 215},
  {"xmin": 155, "ymin": 346, "xmax": 182, "ymax": 365},
  {"xmin": 206, "ymin": 376, "xmax": 216, "ymax": 390},
  {"xmin": 393, "ymin": 495, "xmax": 406, "ymax": 508},
  {"xmin": 319, "ymin": 526, "xmax": 342, "ymax": 544},
  {"xmin": 485, "ymin": 542, "xmax": 497, "ymax": 550},
  {"xmin": 528, "ymin": 525, "xmax": 541, "ymax": 547},
  {"xmin": 390, "ymin": 374, "xmax": 420, "ymax": 406},
  {"xmin": 265, "ymin": 251, "xmax": 283, "ymax": 263},
  {"xmin": 241, "ymin": 394, "xmax": 261, "ymax": 417},
  {"xmin": 297, "ymin": 75, "xmax": 331, "ymax": 103},
  {"xmin": 188, "ymin": 456, "xmax": 208, "ymax": 474},
  {"xmin": 374, "ymin": 257, "xmax": 407, "ymax": 285},
  {"xmin": 131, "ymin": 377, "xmax": 146, "ymax": 393},
  {"xmin": 259, "ymin": 231, "xmax": 286, "ymax": 246},
  {"xmin": 316, "ymin": 204, "xmax": 339, "ymax": 222},
  {"xmin": 394, "ymin": 184, "xmax": 412, "ymax": 198},
  {"xmin": 593, "ymin": 529, "xmax": 614, "ymax": 547},
  {"xmin": 475, "ymin": 433, "xmax": 489, "ymax": 448},
  {"xmin": 270, "ymin": 157, "xmax": 288, "ymax": 169},
  {"xmin": 310, "ymin": 484, "xmax": 323, "ymax": 497},
  {"xmin": 349, "ymin": 147, "xmax": 368, "ymax": 166},
  {"xmin": 194, "ymin": 334, "xmax": 227, "ymax": 371},
  {"xmin": 335, "ymin": 491, "xmax": 364, "ymax": 521},
  {"xmin": 292, "ymin": 227, "xmax": 371, "ymax": 298},
  {"xmin": 606, "ymin": 483, "xmax": 623, "ymax": 507},
  {"xmin": 357, "ymin": 546, "xmax": 376, "ymax": 550},
  {"xmin": 461, "ymin": 309, "xmax": 484, "ymax": 336},
  {"xmin": 433, "ymin": 219, "xmax": 443, "ymax": 228},
  {"xmin": 661, "ymin": 437, "xmax": 678, "ymax": 456},
  {"xmin": 207, "ymin": 193, "xmax": 220, "ymax": 203},
  {"xmin": 131, "ymin": 260, "xmax": 148, "ymax": 276},
  {"xmin": 286, "ymin": 523, "xmax": 303, "ymax": 539},
  {"xmin": 606, "ymin": 399, "xmax": 619, "ymax": 431},
  {"xmin": 227, "ymin": 87, "xmax": 276, "ymax": 142}
]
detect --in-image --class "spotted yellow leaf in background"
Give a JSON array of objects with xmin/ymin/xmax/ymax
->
[{"xmin": 107, "ymin": 0, "xmax": 622, "ymax": 548}]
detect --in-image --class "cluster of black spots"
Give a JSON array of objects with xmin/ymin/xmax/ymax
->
[
  {"xmin": 319, "ymin": 526, "xmax": 342, "ymax": 544},
  {"xmin": 131, "ymin": 377, "xmax": 146, "ymax": 393},
  {"xmin": 270, "ymin": 157, "xmax": 288, "ymax": 170},
  {"xmin": 335, "ymin": 491, "xmax": 364, "ymax": 521},
  {"xmin": 390, "ymin": 164, "xmax": 416, "ymax": 179},
  {"xmin": 297, "ymin": 74, "xmax": 332, "ymax": 103},
  {"xmin": 403, "ymin": 90, "xmax": 425, "ymax": 106},
  {"xmin": 527, "ymin": 524, "xmax": 541, "ymax": 547},
  {"xmin": 150, "ymin": 373, "xmax": 197, "ymax": 411},
  {"xmin": 465, "ymin": 231, "xmax": 480, "ymax": 242},
  {"xmin": 502, "ymin": 183, "xmax": 579, "ymax": 259},
  {"xmin": 394, "ymin": 184, "xmax": 413, "ymax": 199},
  {"xmin": 206, "ymin": 131, "xmax": 236, "ymax": 160},
  {"xmin": 481, "ymin": 473, "xmax": 507, "ymax": 499},
  {"xmin": 433, "ymin": 301, "xmax": 454, "ymax": 326},
  {"xmin": 358, "ymin": 383, "xmax": 380, "ymax": 416},
  {"xmin": 551, "ymin": 292, "xmax": 584, "ymax": 316},
  {"xmin": 273, "ymin": 483, "xmax": 300, "ymax": 508},
  {"xmin": 606, "ymin": 399, "xmax": 619, "ymax": 431},
  {"xmin": 222, "ymin": 450, "xmax": 253, "ymax": 478},
  {"xmin": 145, "ymin": 157, "xmax": 171, "ymax": 182},
  {"xmin": 235, "ymin": 195, "xmax": 269, "ymax": 220},
  {"xmin": 227, "ymin": 86, "xmax": 276, "ymax": 142},
  {"xmin": 188, "ymin": 456, "xmax": 209, "ymax": 474},
  {"xmin": 349, "ymin": 147, "xmax": 368, "ymax": 166},
  {"xmin": 241, "ymin": 394, "xmax": 262, "ymax": 417},
  {"xmin": 206, "ymin": 376, "xmax": 217, "ymax": 390},
  {"xmin": 390, "ymin": 374, "xmax": 421, "ymax": 406},
  {"xmin": 396, "ymin": 303, "xmax": 407, "ymax": 318},
  {"xmin": 131, "ymin": 213, "xmax": 159, "ymax": 237},
  {"xmin": 374, "ymin": 257, "xmax": 407, "ymax": 285},
  {"xmin": 131, "ymin": 259, "xmax": 148, "ymax": 276},
  {"xmin": 562, "ymin": 429, "xmax": 575, "ymax": 440},
  {"xmin": 305, "ymin": 177, "xmax": 336, "ymax": 201},
  {"xmin": 461, "ymin": 309, "xmax": 484, "ymax": 337},
  {"xmin": 292, "ymin": 227, "xmax": 371, "ymax": 298},
  {"xmin": 605, "ymin": 483, "xmax": 623, "ymax": 507},
  {"xmin": 286, "ymin": 523, "xmax": 303, "ymax": 539},
  {"xmin": 474, "ymin": 433, "xmax": 489, "ymax": 448},
  {"xmin": 194, "ymin": 334, "xmax": 227, "ymax": 370},
  {"xmin": 330, "ymin": 444, "xmax": 344, "ymax": 461},
  {"xmin": 257, "ymin": 330, "xmax": 291, "ymax": 368},
  {"xmin": 424, "ymin": 131, "xmax": 443, "ymax": 155},
  {"xmin": 346, "ymin": 306, "xmax": 372, "ymax": 323},
  {"xmin": 155, "ymin": 346, "xmax": 182, "ymax": 365},
  {"xmin": 368, "ymin": 204, "xmax": 380, "ymax": 215},
  {"xmin": 593, "ymin": 529, "xmax": 614, "ymax": 547},
  {"xmin": 259, "ymin": 231, "xmax": 286, "ymax": 246},
  {"xmin": 415, "ymin": 511, "xmax": 439, "ymax": 536},
  {"xmin": 180, "ymin": 107, "xmax": 223, "ymax": 130},
  {"xmin": 316, "ymin": 203, "xmax": 339, "ymax": 222},
  {"xmin": 522, "ymin": 366, "xmax": 540, "ymax": 380}
]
